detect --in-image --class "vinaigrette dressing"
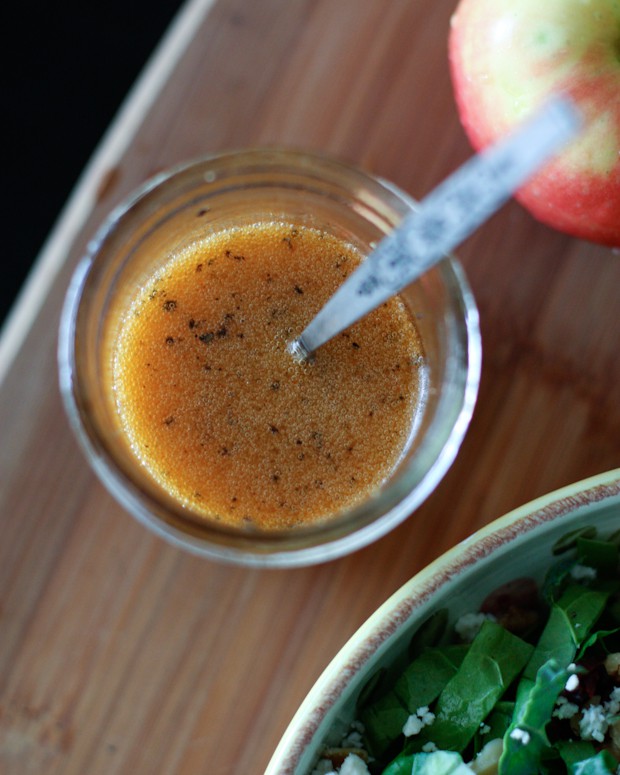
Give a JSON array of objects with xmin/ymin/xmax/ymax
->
[{"xmin": 112, "ymin": 222, "xmax": 425, "ymax": 528}]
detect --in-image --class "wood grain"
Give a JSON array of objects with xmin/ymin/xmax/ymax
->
[{"xmin": 1, "ymin": 0, "xmax": 619, "ymax": 772}]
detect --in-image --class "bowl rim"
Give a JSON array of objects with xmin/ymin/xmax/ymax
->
[{"xmin": 266, "ymin": 467, "xmax": 620, "ymax": 774}]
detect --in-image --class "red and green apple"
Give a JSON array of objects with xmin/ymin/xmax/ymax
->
[{"xmin": 449, "ymin": 0, "xmax": 620, "ymax": 247}]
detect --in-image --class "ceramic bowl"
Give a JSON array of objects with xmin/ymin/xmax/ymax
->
[{"xmin": 266, "ymin": 468, "xmax": 620, "ymax": 774}]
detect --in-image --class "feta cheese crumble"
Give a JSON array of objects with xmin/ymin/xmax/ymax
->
[
  {"xmin": 570, "ymin": 564, "xmax": 597, "ymax": 582},
  {"xmin": 311, "ymin": 753, "xmax": 370, "ymax": 775},
  {"xmin": 341, "ymin": 721, "xmax": 365, "ymax": 749},
  {"xmin": 565, "ymin": 673, "xmax": 580, "ymax": 692},
  {"xmin": 605, "ymin": 686, "xmax": 620, "ymax": 717},
  {"xmin": 509, "ymin": 728, "xmax": 531, "ymax": 745},
  {"xmin": 553, "ymin": 695, "xmax": 579, "ymax": 720},
  {"xmin": 403, "ymin": 706, "xmax": 436, "ymax": 737},
  {"xmin": 579, "ymin": 704, "xmax": 608, "ymax": 743},
  {"xmin": 454, "ymin": 612, "xmax": 496, "ymax": 643},
  {"xmin": 338, "ymin": 754, "xmax": 371, "ymax": 775}
]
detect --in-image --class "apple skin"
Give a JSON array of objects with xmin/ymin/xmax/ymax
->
[{"xmin": 449, "ymin": 0, "xmax": 620, "ymax": 247}]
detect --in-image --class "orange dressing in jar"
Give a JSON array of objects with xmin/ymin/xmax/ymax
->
[{"xmin": 112, "ymin": 221, "xmax": 425, "ymax": 529}]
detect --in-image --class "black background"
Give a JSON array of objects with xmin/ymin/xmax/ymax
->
[{"xmin": 4, "ymin": 0, "xmax": 184, "ymax": 326}]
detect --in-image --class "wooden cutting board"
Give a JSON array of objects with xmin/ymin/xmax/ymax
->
[{"xmin": 1, "ymin": 0, "xmax": 619, "ymax": 772}]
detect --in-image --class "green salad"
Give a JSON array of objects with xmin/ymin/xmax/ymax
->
[{"xmin": 312, "ymin": 527, "xmax": 620, "ymax": 775}]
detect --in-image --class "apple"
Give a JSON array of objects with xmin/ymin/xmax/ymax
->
[{"xmin": 449, "ymin": 0, "xmax": 620, "ymax": 247}]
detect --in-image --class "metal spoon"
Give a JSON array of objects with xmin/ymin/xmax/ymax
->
[{"xmin": 289, "ymin": 96, "xmax": 581, "ymax": 361}]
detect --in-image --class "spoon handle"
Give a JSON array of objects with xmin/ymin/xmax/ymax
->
[{"xmin": 294, "ymin": 96, "xmax": 581, "ymax": 359}]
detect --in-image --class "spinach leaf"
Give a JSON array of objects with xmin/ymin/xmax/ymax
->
[
  {"xmin": 395, "ymin": 646, "xmax": 468, "ymax": 713},
  {"xmin": 498, "ymin": 659, "xmax": 567, "ymax": 775},
  {"xmin": 576, "ymin": 538, "xmax": 619, "ymax": 576},
  {"xmin": 356, "ymin": 667, "xmax": 387, "ymax": 710},
  {"xmin": 410, "ymin": 751, "xmax": 475, "ymax": 774},
  {"xmin": 525, "ymin": 584, "xmax": 609, "ymax": 680},
  {"xmin": 503, "ymin": 584, "xmax": 609, "ymax": 770},
  {"xmin": 471, "ymin": 701, "xmax": 513, "ymax": 755},
  {"xmin": 422, "ymin": 621, "xmax": 532, "ymax": 752},
  {"xmin": 607, "ymin": 528, "xmax": 620, "ymax": 548},
  {"xmin": 571, "ymin": 750, "xmax": 619, "ymax": 774},
  {"xmin": 576, "ymin": 627, "xmax": 620, "ymax": 661},
  {"xmin": 360, "ymin": 690, "xmax": 409, "ymax": 756},
  {"xmin": 361, "ymin": 646, "xmax": 467, "ymax": 757},
  {"xmin": 383, "ymin": 750, "xmax": 475, "ymax": 775},
  {"xmin": 552, "ymin": 526, "xmax": 597, "ymax": 555},
  {"xmin": 381, "ymin": 753, "xmax": 415, "ymax": 775},
  {"xmin": 409, "ymin": 609, "xmax": 449, "ymax": 659},
  {"xmin": 556, "ymin": 740, "xmax": 598, "ymax": 769},
  {"xmin": 542, "ymin": 557, "xmax": 577, "ymax": 605}
]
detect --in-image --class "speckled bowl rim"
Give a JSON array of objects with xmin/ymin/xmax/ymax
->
[{"xmin": 266, "ymin": 468, "xmax": 620, "ymax": 774}]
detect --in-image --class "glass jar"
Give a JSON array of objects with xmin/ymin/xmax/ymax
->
[{"xmin": 58, "ymin": 149, "xmax": 481, "ymax": 567}]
